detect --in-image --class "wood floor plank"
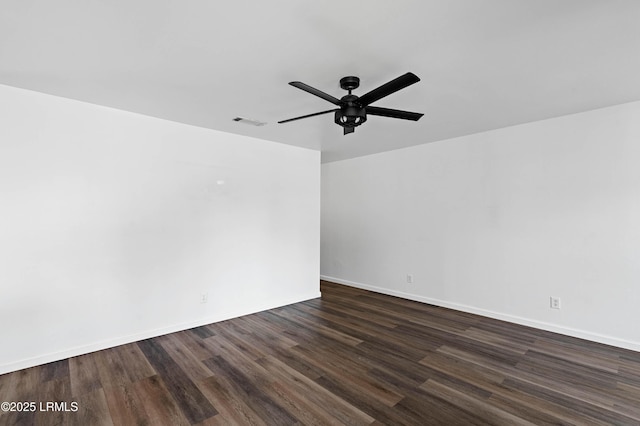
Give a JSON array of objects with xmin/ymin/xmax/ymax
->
[
  {"xmin": 32, "ymin": 378, "xmax": 75, "ymax": 426},
  {"xmin": 286, "ymin": 304, "xmax": 431, "ymax": 362},
  {"xmin": 192, "ymin": 413, "xmax": 240, "ymax": 426},
  {"xmin": 206, "ymin": 326, "xmax": 276, "ymax": 362},
  {"xmin": 487, "ymin": 391, "xmax": 610, "ymax": 426},
  {"xmin": 103, "ymin": 381, "xmax": 151, "ymax": 426},
  {"xmin": 202, "ymin": 334, "xmax": 334, "ymax": 425},
  {"xmin": 0, "ymin": 409, "xmax": 36, "ymax": 426},
  {"xmin": 129, "ymin": 375, "xmax": 192, "ymax": 426},
  {"xmin": 419, "ymin": 350, "xmax": 506, "ymax": 395},
  {"xmin": 69, "ymin": 352, "xmax": 103, "ymax": 397},
  {"xmin": 202, "ymin": 356, "xmax": 298, "ymax": 425},
  {"xmin": 113, "ymin": 342, "xmax": 157, "ymax": 382},
  {"xmin": 461, "ymin": 326, "xmax": 532, "ymax": 355},
  {"xmin": 291, "ymin": 343, "xmax": 405, "ymax": 407},
  {"xmin": 4, "ymin": 366, "xmax": 39, "ymax": 401},
  {"xmin": 391, "ymin": 393, "xmax": 489, "ymax": 426},
  {"xmin": 248, "ymin": 335, "xmax": 326, "ymax": 381},
  {"xmin": 136, "ymin": 339, "xmax": 218, "ymax": 424},
  {"xmin": 197, "ymin": 374, "xmax": 269, "ymax": 426},
  {"xmin": 313, "ymin": 295, "xmax": 401, "ymax": 329},
  {"xmin": 173, "ymin": 328, "xmax": 223, "ymax": 360},
  {"xmin": 3, "ymin": 280, "xmax": 640, "ymax": 425},
  {"xmin": 420, "ymin": 379, "xmax": 536, "ymax": 426},
  {"xmin": 256, "ymin": 355, "xmax": 375, "ymax": 425},
  {"xmin": 38, "ymin": 359, "xmax": 70, "ymax": 384},
  {"xmin": 531, "ymin": 336, "xmax": 620, "ymax": 373},
  {"xmin": 266, "ymin": 308, "xmax": 364, "ymax": 349},
  {"xmin": 313, "ymin": 374, "xmax": 420, "ymax": 425},
  {"xmin": 70, "ymin": 388, "xmax": 114, "ymax": 426},
  {"xmin": 189, "ymin": 325, "xmax": 216, "ymax": 339},
  {"xmin": 157, "ymin": 333, "xmax": 214, "ymax": 382},
  {"xmin": 249, "ymin": 309, "xmax": 362, "ymax": 348},
  {"xmin": 617, "ymin": 357, "xmax": 640, "ymax": 387},
  {"xmin": 501, "ymin": 376, "xmax": 638, "ymax": 424},
  {"xmin": 265, "ymin": 379, "xmax": 343, "ymax": 426},
  {"xmin": 93, "ymin": 347, "xmax": 137, "ymax": 390}
]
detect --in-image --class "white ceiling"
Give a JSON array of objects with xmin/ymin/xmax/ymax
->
[{"xmin": 2, "ymin": 1, "xmax": 640, "ymax": 163}]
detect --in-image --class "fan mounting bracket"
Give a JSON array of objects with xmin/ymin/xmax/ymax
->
[{"xmin": 339, "ymin": 76, "xmax": 360, "ymax": 92}]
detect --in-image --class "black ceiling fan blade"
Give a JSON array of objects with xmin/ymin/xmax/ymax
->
[
  {"xmin": 366, "ymin": 106, "xmax": 424, "ymax": 121},
  {"xmin": 358, "ymin": 72, "xmax": 421, "ymax": 106},
  {"xmin": 278, "ymin": 108, "xmax": 339, "ymax": 124},
  {"xmin": 344, "ymin": 126, "xmax": 355, "ymax": 135},
  {"xmin": 289, "ymin": 82, "xmax": 341, "ymax": 105}
]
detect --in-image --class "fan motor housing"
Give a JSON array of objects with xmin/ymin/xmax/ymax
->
[{"xmin": 335, "ymin": 101, "xmax": 366, "ymax": 128}]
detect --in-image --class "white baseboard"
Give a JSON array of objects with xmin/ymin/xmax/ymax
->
[
  {"xmin": 0, "ymin": 291, "xmax": 321, "ymax": 375},
  {"xmin": 320, "ymin": 275, "xmax": 640, "ymax": 352}
]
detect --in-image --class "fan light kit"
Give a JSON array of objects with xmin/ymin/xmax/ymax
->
[{"xmin": 279, "ymin": 72, "xmax": 424, "ymax": 135}]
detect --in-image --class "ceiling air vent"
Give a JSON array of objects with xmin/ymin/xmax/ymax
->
[{"xmin": 232, "ymin": 117, "xmax": 267, "ymax": 127}]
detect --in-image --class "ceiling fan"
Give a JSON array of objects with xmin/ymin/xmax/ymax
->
[{"xmin": 278, "ymin": 72, "xmax": 424, "ymax": 135}]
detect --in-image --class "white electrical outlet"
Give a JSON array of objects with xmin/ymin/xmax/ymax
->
[
  {"xmin": 406, "ymin": 274, "xmax": 414, "ymax": 284},
  {"xmin": 550, "ymin": 297, "xmax": 561, "ymax": 309},
  {"xmin": 201, "ymin": 293, "xmax": 209, "ymax": 304}
]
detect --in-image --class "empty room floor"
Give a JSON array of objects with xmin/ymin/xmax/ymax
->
[{"xmin": 1, "ymin": 281, "xmax": 640, "ymax": 425}]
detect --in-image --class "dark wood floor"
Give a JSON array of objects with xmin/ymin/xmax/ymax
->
[{"xmin": 2, "ymin": 281, "xmax": 640, "ymax": 425}]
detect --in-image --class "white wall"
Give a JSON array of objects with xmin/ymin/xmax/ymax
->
[
  {"xmin": 0, "ymin": 85, "xmax": 320, "ymax": 374},
  {"xmin": 322, "ymin": 101, "xmax": 640, "ymax": 351}
]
